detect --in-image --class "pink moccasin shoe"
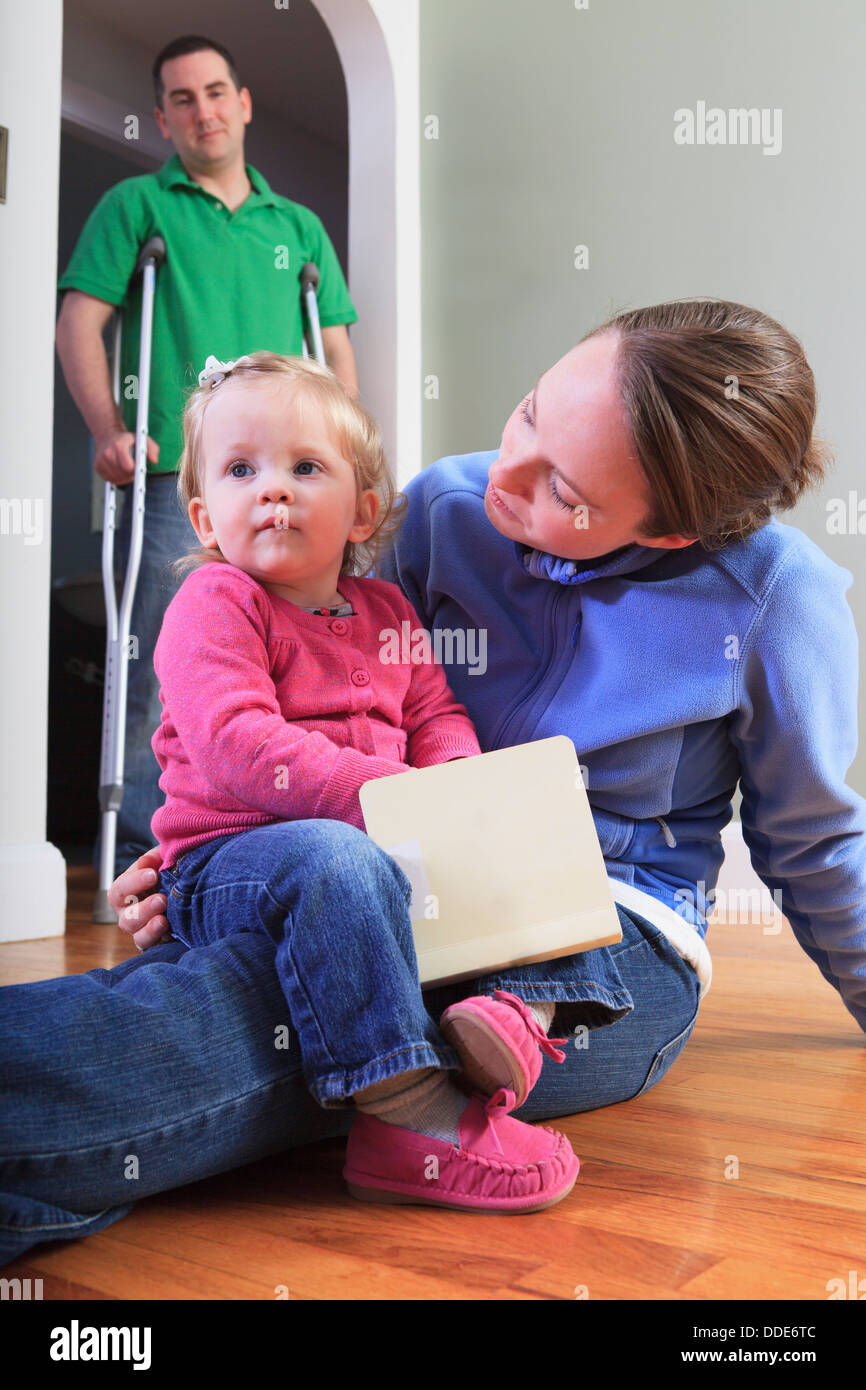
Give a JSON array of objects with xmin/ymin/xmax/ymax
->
[
  {"xmin": 439, "ymin": 989, "xmax": 568, "ymax": 1107},
  {"xmin": 343, "ymin": 1087, "xmax": 579, "ymax": 1213}
]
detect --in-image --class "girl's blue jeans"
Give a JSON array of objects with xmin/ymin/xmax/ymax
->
[{"xmin": 0, "ymin": 820, "xmax": 701, "ymax": 1264}]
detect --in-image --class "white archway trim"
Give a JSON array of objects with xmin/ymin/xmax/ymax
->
[
  {"xmin": 61, "ymin": 77, "xmax": 164, "ymax": 167},
  {"xmin": 0, "ymin": 0, "xmax": 67, "ymax": 940},
  {"xmin": 311, "ymin": 0, "xmax": 420, "ymax": 489}
]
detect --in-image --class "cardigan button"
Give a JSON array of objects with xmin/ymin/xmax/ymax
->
[
  {"xmin": 351, "ymin": 669, "xmax": 371, "ymax": 686},
  {"xmin": 329, "ymin": 618, "xmax": 349, "ymax": 635}
]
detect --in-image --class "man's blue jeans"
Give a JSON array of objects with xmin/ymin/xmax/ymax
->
[
  {"xmin": 94, "ymin": 473, "xmax": 199, "ymax": 875},
  {"xmin": 0, "ymin": 821, "xmax": 701, "ymax": 1264}
]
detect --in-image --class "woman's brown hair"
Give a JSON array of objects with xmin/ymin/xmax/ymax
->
[{"xmin": 583, "ymin": 299, "xmax": 832, "ymax": 550}]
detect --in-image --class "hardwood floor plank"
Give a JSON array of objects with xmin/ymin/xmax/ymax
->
[
  {"xmin": 533, "ymin": 1166, "xmax": 866, "ymax": 1268},
  {"xmin": 90, "ymin": 1198, "xmax": 547, "ymax": 1296},
  {"xmin": 510, "ymin": 1230, "xmax": 718, "ymax": 1300},
  {"xmin": 679, "ymin": 1253, "xmax": 845, "ymax": 1301}
]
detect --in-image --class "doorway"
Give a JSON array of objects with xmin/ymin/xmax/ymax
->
[{"xmin": 52, "ymin": 0, "xmax": 353, "ymax": 853}]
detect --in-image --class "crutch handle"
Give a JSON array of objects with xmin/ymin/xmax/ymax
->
[
  {"xmin": 300, "ymin": 263, "xmax": 326, "ymax": 366},
  {"xmin": 300, "ymin": 261, "xmax": 320, "ymax": 292},
  {"xmin": 135, "ymin": 235, "xmax": 167, "ymax": 274}
]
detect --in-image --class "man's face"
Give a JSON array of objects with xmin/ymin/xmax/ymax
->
[
  {"xmin": 154, "ymin": 49, "xmax": 252, "ymax": 175},
  {"xmin": 485, "ymin": 331, "xmax": 698, "ymax": 561}
]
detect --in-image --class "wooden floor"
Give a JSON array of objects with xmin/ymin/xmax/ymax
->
[{"xmin": 2, "ymin": 864, "xmax": 864, "ymax": 1301}]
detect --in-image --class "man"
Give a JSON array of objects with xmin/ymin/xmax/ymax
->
[{"xmin": 56, "ymin": 35, "xmax": 358, "ymax": 874}]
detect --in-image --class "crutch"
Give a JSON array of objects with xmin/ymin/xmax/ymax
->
[
  {"xmin": 300, "ymin": 261, "xmax": 327, "ymax": 366},
  {"xmin": 92, "ymin": 236, "xmax": 167, "ymax": 923}
]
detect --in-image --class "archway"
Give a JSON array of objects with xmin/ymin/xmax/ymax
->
[{"xmin": 310, "ymin": 0, "xmax": 420, "ymax": 486}]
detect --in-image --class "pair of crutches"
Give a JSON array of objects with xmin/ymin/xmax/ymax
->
[{"xmin": 93, "ymin": 248, "xmax": 328, "ymax": 921}]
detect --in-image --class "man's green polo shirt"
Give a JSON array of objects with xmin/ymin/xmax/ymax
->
[{"xmin": 58, "ymin": 154, "xmax": 358, "ymax": 474}]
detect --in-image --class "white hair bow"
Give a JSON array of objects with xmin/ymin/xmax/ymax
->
[{"xmin": 198, "ymin": 355, "xmax": 237, "ymax": 389}]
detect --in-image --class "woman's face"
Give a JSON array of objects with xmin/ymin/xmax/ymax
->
[{"xmin": 485, "ymin": 330, "xmax": 694, "ymax": 560}]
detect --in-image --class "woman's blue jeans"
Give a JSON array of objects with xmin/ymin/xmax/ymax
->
[{"xmin": 0, "ymin": 820, "xmax": 701, "ymax": 1264}]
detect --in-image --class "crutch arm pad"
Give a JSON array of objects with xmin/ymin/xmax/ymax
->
[
  {"xmin": 135, "ymin": 235, "xmax": 167, "ymax": 275},
  {"xmin": 300, "ymin": 261, "xmax": 320, "ymax": 292}
]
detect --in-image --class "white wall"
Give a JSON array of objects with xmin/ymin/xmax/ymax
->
[
  {"xmin": 419, "ymin": 0, "xmax": 866, "ymax": 799},
  {"xmin": 0, "ymin": 1, "xmax": 66, "ymax": 936}
]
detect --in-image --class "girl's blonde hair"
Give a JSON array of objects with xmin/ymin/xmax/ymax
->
[
  {"xmin": 174, "ymin": 352, "xmax": 406, "ymax": 577},
  {"xmin": 581, "ymin": 299, "xmax": 832, "ymax": 550}
]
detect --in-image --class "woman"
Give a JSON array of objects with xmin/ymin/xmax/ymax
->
[{"xmin": 2, "ymin": 299, "xmax": 864, "ymax": 1259}]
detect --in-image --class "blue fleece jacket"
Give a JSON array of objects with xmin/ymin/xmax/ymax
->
[{"xmin": 376, "ymin": 450, "xmax": 866, "ymax": 1036}]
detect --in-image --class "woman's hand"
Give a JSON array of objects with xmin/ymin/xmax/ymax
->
[{"xmin": 109, "ymin": 847, "xmax": 172, "ymax": 951}]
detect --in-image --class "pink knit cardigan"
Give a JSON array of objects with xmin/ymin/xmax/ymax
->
[{"xmin": 151, "ymin": 562, "xmax": 482, "ymax": 868}]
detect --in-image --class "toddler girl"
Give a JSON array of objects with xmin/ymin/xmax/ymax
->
[{"xmin": 151, "ymin": 351, "xmax": 576, "ymax": 1212}]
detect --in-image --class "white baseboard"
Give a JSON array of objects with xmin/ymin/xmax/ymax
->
[
  {"xmin": 715, "ymin": 820, "xmax": 781, "ymax": 922},
  {"xmin": 0, "ymin": 842, "xmax": 66, "ymax": 942}
]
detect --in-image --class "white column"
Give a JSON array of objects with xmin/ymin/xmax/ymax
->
[
  {"xmin": 0, "ymin": 0, "xmax": 66, "ymax": 940},
  {"xmin": 312, "ymin": 0, "xmax": 421, "ymax": 489}
]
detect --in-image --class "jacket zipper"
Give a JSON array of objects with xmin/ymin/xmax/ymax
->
[
  {"xmin": 655, "ymin": 817, "xmax": 678, "ymax": 847},
  {"xmin": 489, "ymin": 587, "xmax": 573, "ymax": 747}
]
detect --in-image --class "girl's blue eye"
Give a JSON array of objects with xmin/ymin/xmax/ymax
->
[
  {"xmin": 294, "ymin": 460, "xmax": 320, "ymax": 475},
  {"xmin": 548, "ymin": 473, "xmax": 578, "ymax": 512},
  {"xmin": 229, "ymin": 461, "xmax": 252, "ymax": 478}
]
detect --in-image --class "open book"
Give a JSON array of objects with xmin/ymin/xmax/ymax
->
[{"xmin": 359, "ymin": 735, "xmax": 622, "ymax": 987}]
